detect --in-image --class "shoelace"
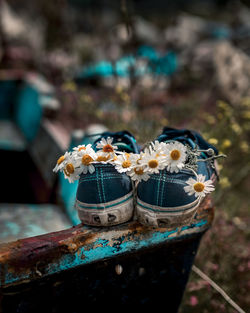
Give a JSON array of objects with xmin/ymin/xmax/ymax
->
[{"xmin": 195, "ymin": 147, "xmax": 227, "ymax": 180}]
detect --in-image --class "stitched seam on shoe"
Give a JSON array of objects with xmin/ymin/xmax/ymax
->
[
  {"xmin": 137, "ymin": 197, "xmax": 199, "ymax": 210},
  {"xmin": 79, "ymin": 173, "xmax": 122, "ymax": 182},
  {"xmin": 79, "ymin": 172, "xmax": 122, "ymax": 182},
  {"xmin": 156, "ymin": 171, "xmax": 161, "ymax": 207},
  {"xmin": 80, "ymin": 172, "xmax": 121, "ymax": 178},
  {"xmin": 100, "ymin": 167, "xmax": 106, "ymax": 203},
  {"xmin": 79, "ymin": 175, "xmax": 123, "ymax": 182},
  {"xmin": 79, "ymin": 173, "xmax": 96, "ymax": 183},
  {"xmin": 160, "ymin": 171, "xmax": 164, "ymax": 207},
  {"xmin": 80, "ymin": 175, "xmax": 121, "ymax": 182},
  {"xmin": 76, "ymin": 194, "xmax": 133, "ymax": 209},
  {"xmin": 96, "ymin": 167, "xmax": 102, "ymax": 203},
  {"xmin": 160, "ymin": 172, "xmax": 165, "ymax": 207},
  {"xmin": 137, "ymin": 201, "xmax": 198, "ymax": 213},
  {"xmin": 150, "ymin": 176, "xmax": 187, "ymax": 185}
]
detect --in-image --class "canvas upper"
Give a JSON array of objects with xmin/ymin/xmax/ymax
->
[
  {"xmin": 76, "ymin": 130, "xmax": 140, "ymax": 205},
  {"xmin": 137, "ymin": 127, "xmax": 218, "ymax": 209}
]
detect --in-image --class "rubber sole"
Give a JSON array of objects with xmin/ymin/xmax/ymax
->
[
  {"xmin": 75, "ymin": 192, "xmax": 134, "ymax": 226},
  {"xmin": 136, "ymin": 198, "xmax": 200, "ymax": 228}
]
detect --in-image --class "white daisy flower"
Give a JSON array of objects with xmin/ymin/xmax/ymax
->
[
  {"xmin": 127, "ymin": 152, "xmax": 142, "ymax": 165},
  {"xmin": 75, "ymin": 148, "xmax": 97, "ymax": 175},
  {"xmin": 95, "ymin": 150, "xmax": 114, "ymax": 164},
  {"xmin": 127, "ymin": 165, "xmax": 150, "ymax": 182},
  {"xmin": 184, "ymin": 174, "xmax": 215, "ymax": 198},
  {"xmin": 62, "ymin": 157, "xmax": 82, "ymax": 183},
  {"xmin": 150, "ymin": 140, "xmax": 168, "ymax": 155},
  {"xmin": 140, "ymin": 149, "xmax": 166, "ymax": 174},
  {"xmin": 72, "ymin": 144, "xmax": 94, "ymax": 156},
  {"xmin": 163, "ymin": 141, "xmax": 187, "ymax": 173},
  {"xmin": 114, "ymin": 153, "xmax": 133, "ymax": 173},
  {"xmin": 53, "ymin": 151, "xmax": 71, "ymax": 173},
  {"xmin": 96, "ymin": 151, "xmax": 121, "ymax": 164},
  {"xmin": 96, "ymin": 137, "xmax": 118, "ymax": 155}
]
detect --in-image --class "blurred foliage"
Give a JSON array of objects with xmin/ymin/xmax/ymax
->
[
  {"xmin": 180, "ymin": 98, "xmax": 250, "ymax": 313},
  {"xmin": 59, "ymin": 78, "xmax": 250, "ymax": 312},
  {"xmin": 60, "ymin": 80, "xmax": 250, "ymax": 213}
]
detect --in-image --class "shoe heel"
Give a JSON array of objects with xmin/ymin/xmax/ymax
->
[
  {"xmin": 136, "ymin": 198, "xmax": 200, "ymax": 228},
  {"xmin": 75, "ymin": 192, "xmax": 134, "ymax": 226}
]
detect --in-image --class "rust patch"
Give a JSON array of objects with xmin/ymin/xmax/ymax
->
[
  {"xmin": 0, "ymin": 225, "xmax": 94, "ymax": 280},
  {"xmin": 127, "ymin": 220, "xmax": 171, "ymax": 235},
  {"xmin": 58, "ymin": 231, "xmax": 100, "ymax": 254},
  {"xmin": 0, "ymin": 223, "xmax": 107, "ymax": 286},
  {"xmin": 127, "ymin": 221, "xmax": 152, "ymax": 234},
  {"xmin": 0, "ymin": 197, "xmax": 214, "ymax": 287},
  {"xmin": 196, "ymin": 196, "xmax": 214, "ymax": 225}
]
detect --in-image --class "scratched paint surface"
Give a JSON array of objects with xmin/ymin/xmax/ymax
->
[
  {"xmin": 1, "ymin": 234, "xmax": 202, "ymax": 311},
  {"xmin": 0, "ymin": 198, "xmax": 213, "ymax": 288}
]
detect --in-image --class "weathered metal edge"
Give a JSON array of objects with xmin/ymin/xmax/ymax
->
[
  {"xmin": 0, "ymin": 198, "xmax": 213, "ymax": 288},
  {"xmin": 28, "ymin": 118, "xmax": 70, "ymax": 188}
]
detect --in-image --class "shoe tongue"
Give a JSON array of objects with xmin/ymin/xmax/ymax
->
[
  {"xmin": 158, "ymin": 134, "xmax": 196, "ymax": 148},
  {"xmin": 113, "ymin": 142, "xmax": 134, "ymax": 153},
  {"xmin": 94, "ymin": 130, "xmax": 139, "ymax": 153}
]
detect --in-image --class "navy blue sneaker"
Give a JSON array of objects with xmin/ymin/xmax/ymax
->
[
  {"xmin": 75, "ymin": 131, "xmax": 140, "ymax": 226},
  {"xmin": 136, "ymin": 127, "xmax": 222, "ymax": 228}
]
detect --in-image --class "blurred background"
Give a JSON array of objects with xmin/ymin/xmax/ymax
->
[{"xmin": 0, "ymin": 0, "xmax": 249, "ymax": 312}]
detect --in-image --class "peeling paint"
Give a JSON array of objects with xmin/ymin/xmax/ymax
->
[{"xmin": 0, "ymin": 198, "xmax": 213, "ymax": 288}]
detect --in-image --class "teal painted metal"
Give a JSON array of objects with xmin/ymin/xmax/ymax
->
[
  {"xmin": 0, "ymin": 78, "xmax": 43, "ymax": 151},
  {"xmin": 14, "ymin": 83, "xmax": 43, "ymax": 143},
  {"xmin": 1, "ymin": 220, "xmax": 207, "ymax": 286},
  {"xmin": 0, "ymin": 197, "xmax": 212, "ymax": 288},
  {"xmin": 0, "ymin": 80, "xmax": 18, "ymax": 119},
  {"xmin": 58, "ymin": 176, "xmax": 80, "ymax": 225},
  {"xmin": 0, "ymin": 203, "xmax": 71, "ymax": 243}
]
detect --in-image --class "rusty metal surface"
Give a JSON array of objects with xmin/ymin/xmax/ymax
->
[
  {"xmin": 0, "ymin": 197, "xmax": 214, "ymax": 289},
  {"xmin": 1, "ymin": 233, "xmax": 203, "ymax": 312},
  {"xmin": 1, "ymin": 231, "xmax": 203, "ymax": 312}
]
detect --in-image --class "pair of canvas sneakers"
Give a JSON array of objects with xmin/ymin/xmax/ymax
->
[
  {"xmin": 70, "ymin": 127, "xmax": 221, "ymax": 227},
  {"xmin": 62, "ymin": 126, "xmax": 221, "ymax": 228}
]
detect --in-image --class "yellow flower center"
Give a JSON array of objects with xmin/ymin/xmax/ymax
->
[
  {"xmin": 57, "ymin": 155, "xmax": 65, "ymax": 165},
  {"xmin": 170, "ymin": 149, "xmax": 181, "ymax": 161},
  {"xmin": 96, "ymin": 155, "xmax": 109, "ymax": 162},
  {"xmin": 82, "ymin": 154, "xmax": 93, "ymax": 165},
  {"xmin": 122, "ymin": 160, "xmax": 131, "ymax": 168},
  {"xmin": 148, "ymin": 159, "xmax": 159, "ymax": 168},
  {"xmin": 136, "ymin": 157, "xmax": 142, "ymax": 164},
  {"xmin": 103, "ymin": 144, "xmax": 114, "ymax": 153},
  {"xmin": 125, "ymin": 152, "xmax": 130, "ymax": 159},
  {"xmin": 65, "ymin": 163, "xmax": 74, "ymax": 176},
  {"xmin": 134, "ymin": 167, "xmax": 144, "ymax": 175},
  {"xmin": 78, "ymin": 146, "xmax": 86, "ymax": 151},
  {"xmin": 193, "ymin": 182, "xmax": 205, "ymax": 193}
]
